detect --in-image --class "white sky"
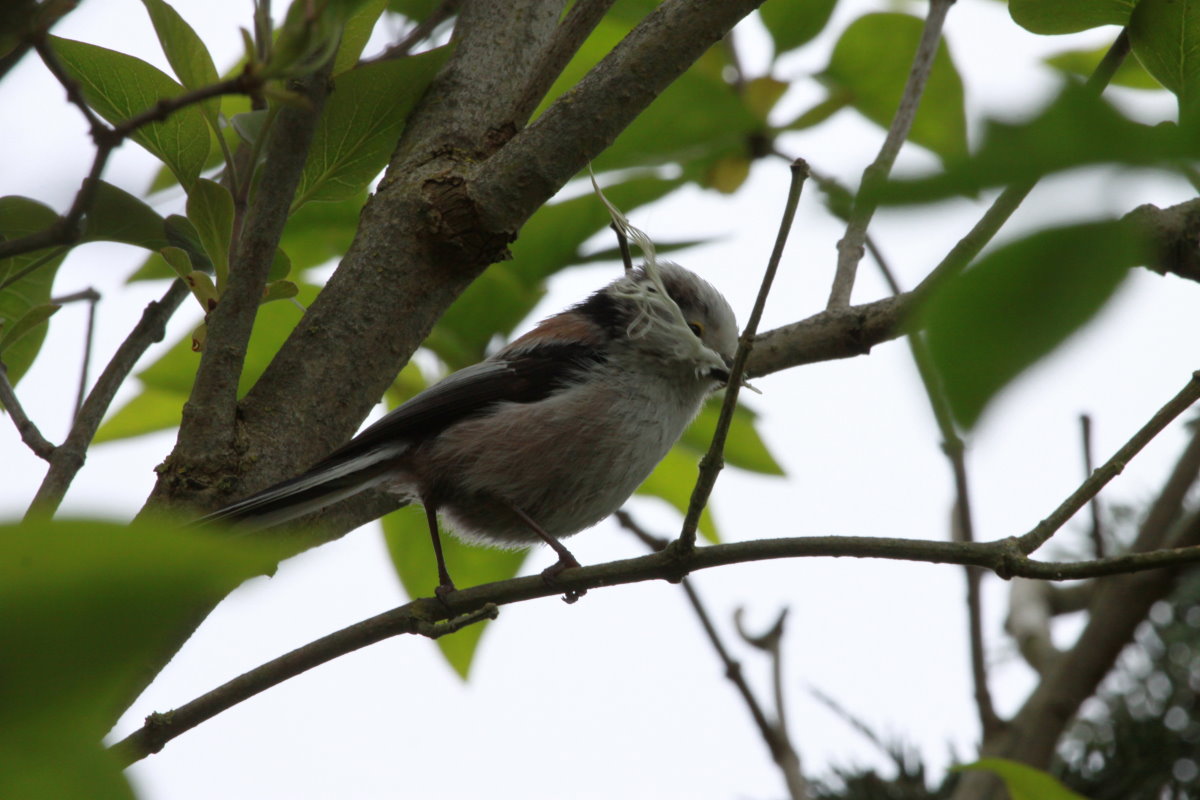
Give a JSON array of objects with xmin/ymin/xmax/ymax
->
[{"xmin": 2, "ymin": 1, "xmax": 1199, "ymax": 798}]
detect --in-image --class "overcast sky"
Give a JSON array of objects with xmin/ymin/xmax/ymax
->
[{"xmin": 3, "ymin": 1, "xmax": 1199, "ymax": 798}]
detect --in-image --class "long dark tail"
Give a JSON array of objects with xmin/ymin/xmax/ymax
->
[{"xmin": 197, "ymin": 447, "xmax": 404, "ymax": 529}]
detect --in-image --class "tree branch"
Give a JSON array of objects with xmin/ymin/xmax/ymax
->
[
  {"xmin": 512, "ymin": 0, "xmax": 619, "ymax": 124},
  {"xmin": 679, "ymin": 158, "xmax": 809, "ymax": 550},
  {"xmin": 0, "ymin": 361, "xmax": 56, "ymax": 460},
  {"xmin": 1016, "ymin": 370, "xmax": 1200, "ymax": 554},
  {"xmin": 26, "ymin": 280, "xmax": 189, "ymax": 517},
  {"xmin": 169, "ymin": 64, "xmax": 333, "ymax": 477},
  {"xmin": 617, "ymin": 510, "xmax": 807, "ymax": 800},
  {"xmin": 110, "ymin": 603, "xmax": 499, "ymax": 766},
  {"xmin": 110, "ymin": 527, "xmax": 1200, "ymax": 766},
  {"xmin": 826, "ymin": 0, "xmax": 955, "ymax": 309}
]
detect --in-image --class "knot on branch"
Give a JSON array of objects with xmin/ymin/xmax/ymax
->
[{"xmin": 421, "ymin": 172, "xmax": 514, "ymax": 267}]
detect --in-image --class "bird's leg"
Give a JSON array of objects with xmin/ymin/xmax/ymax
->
[
  {"xmin": 503, "ymin": 500, "xmax": 586, "ymax": 604},
  {"xmin": 422, "ymin": 499, "xmax": 457, "ymax": 601}
]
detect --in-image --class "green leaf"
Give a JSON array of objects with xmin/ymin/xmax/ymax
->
[
  {"xmin": 639, "ymin": 446, "xmax": 719, "ymax": 543},
  {"xmin": 278, "ymin": 191, "xmax": 365, "ymax": 272},
  {"xmin": 678, "ymin": 399, "xmax": 784, "ymax": 476},
  {"xmin": 334, "ymin": 0, "xmax": 387, "ymax": 74},
  {"xmin": 260, "ymin": 279, "xmax": 299, "ymax": 304},
  {"xmin": 96, "ymin": 283, "xmax": 318, "ymax": 442},
  {"xmin": 81, "ymin": 181, "xmax": 168, "ymax": 250},
  {"xmin": 820, "ymin": 13, "xmax": 967, "ymax": 161},
  {"xmin": 916, "ymin": 221, "xmax": 1145, "ymax": 429},
  {"xmin": 0, "ymin": 518, "xmax": 278, "ymax": 798},
  {"xmin": 760, "ymin": 0, "xmax": 839, "ymax": 55},
  {"xmin": 49, "ymin": 36, "xmax": 210, "ymax": 188},
  {"xmin": 293, "ymin": 45, "xmax": 452, "ymax": 209},
  {"xmin": 0, "ymin": 197, "xmax": 67, "ymax": 386},
  {"xmin": 874, "ymin": 86, "xmax": 1200, "ymax": 205},
  {"xmin": 1044, "ymin": 44, "xmax": 1163, "ymax": 90},
  {"xmin": 1129, "ymin": 0, "xmax": 1200, "ymax": 127},
  {"xmin": 386, "ymin": 0, "xmax": 440, "ymax": 21},
  {"xmin": 427, "ymin": 176, "xmax": 685, "ymax": 368},
  {"xmin": 381, "ymin": 506, "xmax": 526, "ymax": 678},
  {"xmin": 1010, "ymin": 0, "xmax": 1134, "ymax": 35},
  {"xmin": 139, "ymin": 0, "xmax": 221, "ymax": 129},
  {"xmin": 955, "ymin": 758, "xmax": 1088, "ymax": 800},
  {"xmin": 539, "ymin": 19, "xmax": 757, "ymax": 174},
  {"xmin": 0, "ymin": 303, "xmax": 60, "ymax": 356},
  {"xmin": 0, "ymin": 517, "xmax": 277, "ymax": 728},
  {"xmin": 186, "ymin": 178, "xmax": 234, "ymax": 287}
]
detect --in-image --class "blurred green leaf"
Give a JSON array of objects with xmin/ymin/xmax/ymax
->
[
  {"xmin": 916, "ymin": 221, "xmax": 1145, "ymax": 429},
  {"xmin": 427, "ymin": 175, "xmax": 685, "ymax": 367},
  {"xmin": 386, "ymin": 0, "xmax": 439, "ymax": 21},
  {"xmin": 49, "ymin": 36, "xmax": 210, "ymax": 188},
  {"xmin": 874, "ymin": 86, "xmax": 1200, "ymax": 205},
  {"xmin": 1129, "ymin": 0, "xmax": 1200, "ymax": 126},
  {"xmin": 1044, "ymin": 44, "xmax": 1163, "ymax": 90},
  {"xmin": 820, "ymin": 13, "xmax": 967, "ymax": 161},
  {"xmin": 293, "ymin": 45, "xmax": 452, "ymax": 209},
  {"xmin": 186, "ymin": 179, "xmax": 234, "ymax": 286},
  {"xmin": 334, "ymin": 0, "xmax": 387, "ymax": 74},
  {"xmin": 0, "ymin": 517, "xmax": 278, "ymax": 798},
  {"xmin": 638, "ymin": 446, "xmax": 719, "ymax": 542},
  {"xmin": 1009, "ymin": 0, "xmax": 1133, "ymax": 35},
  {"xmin": 0, "ymin": 197, "xmax": 67, "ymax": 387},
  {"xmin": 0, "ymin": 303, "xmax": 60, "ymax": 357},
  {"xmin": 956, "ymin": 758, "xmax": 1088, "ymax": 799},
  {"xmin": 678, "ymin": 398, "xmax": 784, "ymax": 476},
  {"xmin": 139, "ymin": 0, "xmax": 221, "ymax": 129},
  {"xmin": 260, "ymin": 279, "xmax": 299, "ymax": 304},
  {"xmin": 81, "ymin": 181, "xmax": 168, "ymax": 250},
  {"xmin": 382, "ymin": 506, "xmax": 526, "ymax": 678},
  {"xmin": 539, "ymin": 19, "xmax": 756, "ymax": 174},
  {"xmin": 279, "ymin": 191, "xmax": 366, "ymax": 272},
  {"xmin": 780, "ymin": 90, "xmax": 852, "ymax": 131},
  {"xmin": 760, "ymin": 0, "xmax": 839, "ymax": 56},
  {"xmin": 96, "ymin": 283, "xmax": 317, "ymax": 443}
]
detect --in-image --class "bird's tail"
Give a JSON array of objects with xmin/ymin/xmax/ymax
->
[{"xmin": 197, "ymin": 448, "xmax": 402, "ymax": 530}]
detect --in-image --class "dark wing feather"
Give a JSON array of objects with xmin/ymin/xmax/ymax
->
[{"xmin": 201, "ymin": 341, "xmax": 605, "ymax": 528}]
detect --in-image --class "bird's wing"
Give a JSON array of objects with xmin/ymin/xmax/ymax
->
[{"xmin": 201, "ymin": 342, "xmax": 605, "ymax": 528}]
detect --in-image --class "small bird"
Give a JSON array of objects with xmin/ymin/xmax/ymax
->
[{"xmin": 203, "ymin": 262, "xmax": 738, "ymax": 597}]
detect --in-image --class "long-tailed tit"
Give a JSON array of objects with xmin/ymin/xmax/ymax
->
[{"xmin": 203, "ymin": 262, "xmax": 738, "ymax": 597}]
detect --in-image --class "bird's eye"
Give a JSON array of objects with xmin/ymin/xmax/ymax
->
[{"xmin": 687, "ymin": 321, "xmax": 704, "ymax": 338}]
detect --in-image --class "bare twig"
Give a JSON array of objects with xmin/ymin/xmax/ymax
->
[
  {"xmin": 26, "ymin": 280, "xmax": 189, "ymax": 518},
  {"xmin": 1016, "ymin": 371, "xmax": 1200, "ymax": 554},
  {"xmin": 0, "ymin": 362, "xmax": 56, "ymax": 461},
  {"xmin": 109, "ymin": 603, "xmax": 499, "ymax": 766},
  {"xmin": 826, "ymin": 0, "xmax": 955, "ymax": 309},
  {"xmin": 374, "ymin": 0, "xmax": 462, "ymax": 61},
  {"xmin": 611, "ymin": 221, "xmax": 634, "ymax": 272},
  {"xmin": 105, "ymin": 521, "xmax": 1200, "ymax": 766},
  {"xmin": 678, "ymin": 158, "xmax": 809, "ymax": 550},
  {"xmin": 1080, "ymin": 414, "xmax": 1105, "ymax": 557},
  {"xmin": 859, "ymin": 213, "xmax": 1002, "ymax": 738},
  {"xmin": 0, "ymin": 44, "xmax": 261, "ymax": 265},
  {"xmin": 617, "ymin": 510, "xmax": 806, "ymax": 798},
  {"xmin": 51, "ymin": 287, "xmax": 101, "ymax": 420}
]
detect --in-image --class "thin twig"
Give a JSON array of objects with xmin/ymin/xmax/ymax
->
[
  {"xmin": 1016, "ymin": 371, "xmax": 1200, "ymax": 554},
  {"xmin": 373, "ymin": 0, "xmax": 462, "ymax": 61},
  {"xmin": 26, "ymin": 280, "xmax": 190, "ymax": 518},
  {"xmin": 109, "ymin": 603, "xmax": 499, "ymax": 766},
  {"xmin": 862, "ymin": 231, "xmax": 1003, "ymax": 736},
  {"xmin": 1080, "ymin": 414, "xmax": 1106, "ymax": 558},
  {"xmin": 678, "ymin": 158, "xmax": 810, "ymax": 550},
  {"xmin": 826, "ymin": 0, "xmax": 955, "ymax": 309},
  {"xmin": 0, "ymin": 47, "xmax": 261, "ymax": 264},
  {"xmin": 50, "ymin": 287, "xmax": 101, "ymax": 421},
  {"xmin": 0, "ymin": 362, "xmax": 56, "ymax": 461},
  {"xmin": 105, "ymin": 523, "xmax": 1200, "ymax": 766},
  {"xmin": 611, "ymin": 221, "xmax": 634, "ymax": 272},
  {"xmin": 622, "ymin": 510, "xmax": 806, "ymax": 798}
]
